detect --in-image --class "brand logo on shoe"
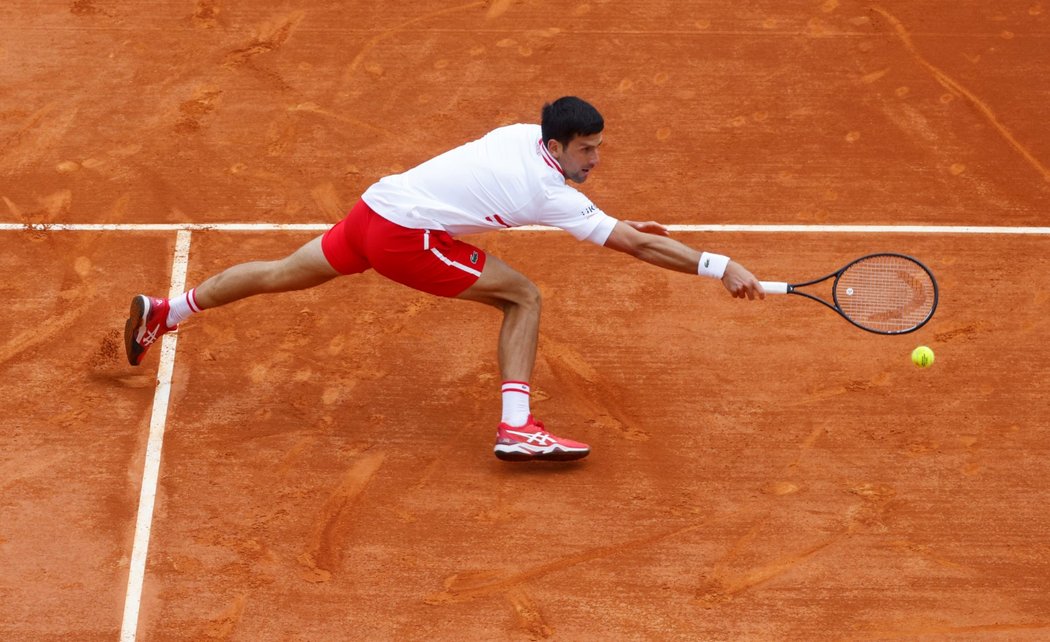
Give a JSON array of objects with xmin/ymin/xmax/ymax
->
[
  {"xmin": 508, "ymin": 430, "xmax": 555, "ymax": 446},
  {"xmin": 142, "ymin": 325, "xmax": 161, "ymax": 346}
]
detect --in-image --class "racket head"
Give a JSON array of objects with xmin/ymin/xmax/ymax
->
[{"xmin": 832, "ymin": 253, "xmax": 939, "ymax": 334}]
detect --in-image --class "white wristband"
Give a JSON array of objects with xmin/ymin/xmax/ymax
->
[{"xmin": 698, "ymin": 252, "xmax": 730, "ymax": 279}]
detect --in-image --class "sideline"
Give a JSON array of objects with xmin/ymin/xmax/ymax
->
[{"xmin": 119, "ymin": 230, "xmax": 193, "ymax": 642}]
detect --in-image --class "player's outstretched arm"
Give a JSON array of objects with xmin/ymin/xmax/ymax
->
[
  {"xmin": 603, "ymin": 220, "xmax": 765, "ymax": 300},
  {"xmin": 622, "ymin": 220, "xmax": 670, "ymax": 236}
]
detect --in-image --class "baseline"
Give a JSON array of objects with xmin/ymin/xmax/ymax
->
[{"xmin": 1, "ymin": 223, "xmax": 1049, "ymax": 234}]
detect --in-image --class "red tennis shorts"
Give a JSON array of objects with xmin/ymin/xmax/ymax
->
[{"xmin": 321, "ymin": 199, "xmax": 487, "ymax": 297}]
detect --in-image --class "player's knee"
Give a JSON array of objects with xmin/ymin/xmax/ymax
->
[{"xmin": 512, "ymin": 278, "xmax": 541, "ymax": 312}]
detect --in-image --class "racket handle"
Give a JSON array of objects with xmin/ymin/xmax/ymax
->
[{"xmin": 759, "ymin": 281, "xmax": 789, "ymax": 294}]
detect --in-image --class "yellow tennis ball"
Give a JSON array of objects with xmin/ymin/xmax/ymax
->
[{"xmin": 911, "ymin": 345, "xmax": 935, "ymax": 368}]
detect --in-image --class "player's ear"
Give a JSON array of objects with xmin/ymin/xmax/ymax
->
[{"xmin": 546, "ymin": 138, "xmax": 563, "ymax": 157}]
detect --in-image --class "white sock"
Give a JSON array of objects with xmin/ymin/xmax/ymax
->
[
  {"xmin": 166, "ymin": 288, "xmax": 201, "ymax": 327},
  {"xmin": 501, "ymin": 381, "xmax": 531, "ymax": 427}
]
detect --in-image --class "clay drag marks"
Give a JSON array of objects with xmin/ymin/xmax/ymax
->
[
  {"xmin": 2, "ymin": 229, "xmax": 1049, "ymax": 639},
  {"xmin": 85, "ymin": 232, "xmax": 1046, "ymax": 640},
  {"xmin": 0, "ymin": 233, "xmax": 177, "ymax": 639}
]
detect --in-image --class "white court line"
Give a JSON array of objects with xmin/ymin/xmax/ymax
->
[
  {"xmin": 0, "ymin": 222, "xmax": 1049, "ymax": 234},
  {"xmin": 119, "ymin": 230, "xmax": 193, "ymax": 642},
  {"xmin": 0, "ymin": 223, "xmax": 330, "ymax": 232},
  {"xmin": 668, "ymin": 224, "xmax": 1050, "ymax": 235}
]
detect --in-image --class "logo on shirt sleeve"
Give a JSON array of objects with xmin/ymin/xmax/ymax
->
[{"xmin": 579, "ymin": 204, "xmax": 597, "ymax": 217}]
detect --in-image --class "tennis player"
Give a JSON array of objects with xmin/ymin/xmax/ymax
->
[{"xmin": 124, "ymin": 96, "xmax": 765, "ymax": 462}]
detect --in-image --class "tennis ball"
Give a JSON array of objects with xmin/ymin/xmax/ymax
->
[{"xmin": 911, "ymin": 345, "xmax": 935, "ymax": 368}]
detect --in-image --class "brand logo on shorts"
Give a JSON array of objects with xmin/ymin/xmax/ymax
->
[{"xmin": 469, "ymin": 251, "xmax": 479, "ymax": 264}]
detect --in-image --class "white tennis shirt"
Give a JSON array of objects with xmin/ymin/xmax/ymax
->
[{"xmin": 361, "ymin": 123, "xmax": 619, "ymax": 245}]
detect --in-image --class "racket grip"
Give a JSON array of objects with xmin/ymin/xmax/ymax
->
[{"xmin": 759, "ymin": 281, "xmax": 789, "ymax": 294}]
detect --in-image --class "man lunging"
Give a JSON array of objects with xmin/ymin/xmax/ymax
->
[{"xmin": 125, "ymin": 97, "xmax": 764, "ymax": 462}]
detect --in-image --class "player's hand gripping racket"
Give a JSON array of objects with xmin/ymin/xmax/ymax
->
[{"xmin": 759, "ymin": 253, "xmax": 939, "ymax": 335}]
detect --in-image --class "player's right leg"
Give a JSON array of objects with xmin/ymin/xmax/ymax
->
[
  {"xmin": 124, "ymin": 235, "xmax": 346, "ymax": 366},
  {"xmin": 455, "ymin": 255, "xmax": 541, "ymax": 384},
  {"xmin": 359, "ymin": 216, "xmax": 589, "ymax": 461},
  {"xmin": 456, "ymin": 256, "xmax": 590, "ymax": 462}
]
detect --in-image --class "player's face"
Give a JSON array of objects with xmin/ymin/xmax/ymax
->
[{"xmin": 550, "ymin": 132, "xmax": 603, "ymax": 183}]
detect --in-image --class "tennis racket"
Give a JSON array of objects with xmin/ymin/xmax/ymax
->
[{"xmin": 759, "ymin": 253, "xmax": 938, "ymax": 335}]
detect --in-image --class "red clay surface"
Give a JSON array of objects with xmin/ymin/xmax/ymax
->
[{"xmin": 2, "ymin": 1, "xmax": 1049, "ymax": 640}]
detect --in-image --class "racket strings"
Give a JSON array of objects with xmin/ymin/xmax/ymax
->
[{"xmin": 834, "ymin": 256, "xmax": 936, "ymax": 333}]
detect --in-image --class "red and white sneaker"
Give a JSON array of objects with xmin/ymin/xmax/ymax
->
[
  {"xmin": 494, "ymin": 415, "xmax": 590, "ymax": 462},
  {"xmin": 124, "ymin": 295, "xmax": 176, "ymax": 366}
]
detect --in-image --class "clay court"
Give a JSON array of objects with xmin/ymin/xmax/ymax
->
[{"xmin": 2, "ymin": 1, "xmax": 1049, "ymax": 640}]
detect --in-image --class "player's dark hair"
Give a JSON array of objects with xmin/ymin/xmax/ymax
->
[{"xmin": 541, "ymin": 96, "xmax": 604, "ymax": 147}]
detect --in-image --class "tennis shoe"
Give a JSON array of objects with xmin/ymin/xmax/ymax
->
[
  {"xmin": 494, "ymin": 415, "xmax": 590, "ymax": 462},
  {"xmin": 124, "ymin": 295, "xmax": 176, "ymax": 366}
]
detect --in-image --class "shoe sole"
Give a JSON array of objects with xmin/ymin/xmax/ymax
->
[
  {"xmin": 123, "ymin": 295, "xmax": 148, "ymax": 366},
  {"xmin": 494, "ymin": 447, "xmax": 590, "ymax": 462}
]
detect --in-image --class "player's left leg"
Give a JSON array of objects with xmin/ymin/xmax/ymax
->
[
  {"xmin": 124, "ymin": 235, "xmax": 342, "ymax": 366},
  {"xmin": 192, "ymin": 235, "xmax": 339, "ymax": 309}
]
